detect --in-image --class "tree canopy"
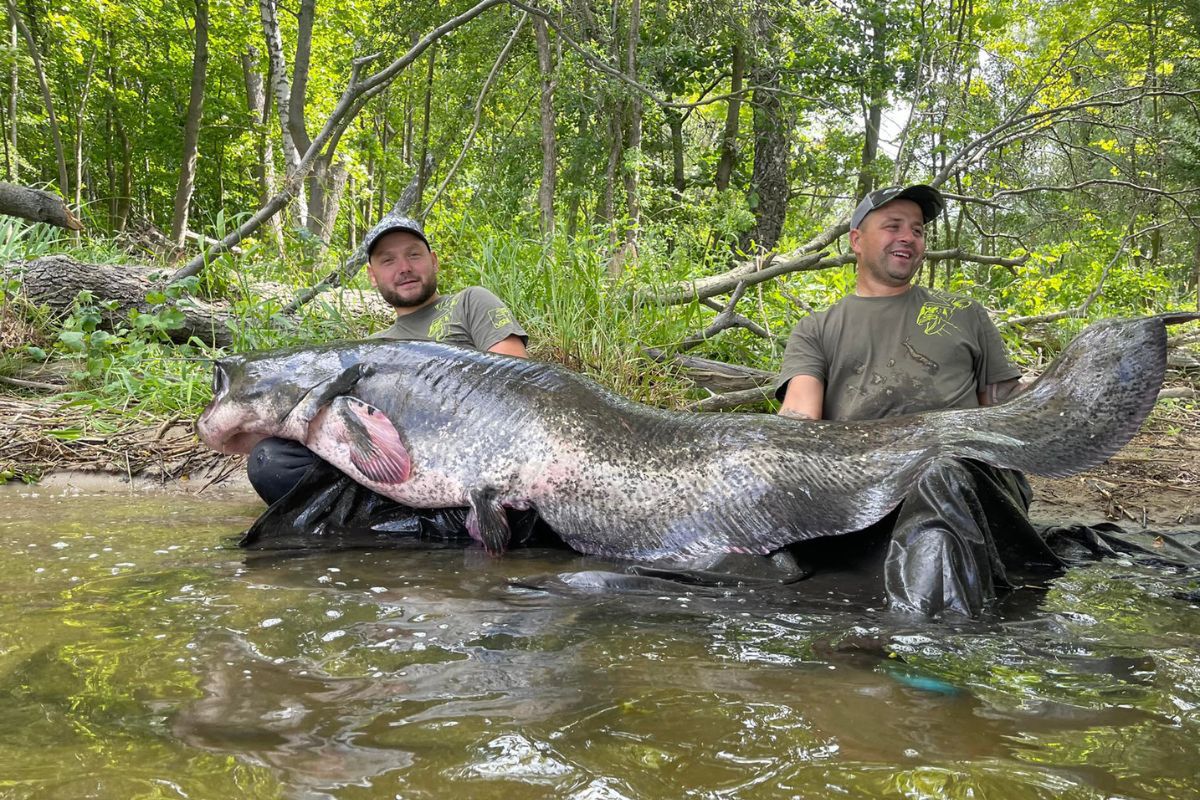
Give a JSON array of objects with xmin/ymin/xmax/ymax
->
[{"xmin": 2, "ymin": 0, "xmax": 1199, "ymax": 405}]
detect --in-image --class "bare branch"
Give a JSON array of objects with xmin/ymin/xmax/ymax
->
[
  {"xmin": 688, "ymin": 386, "xmax": 773, "ymax": 412},
  {"xmin": 646, "ymin": 246, "xmax": 1027, "ymax": 306}
]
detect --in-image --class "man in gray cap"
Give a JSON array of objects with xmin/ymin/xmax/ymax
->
[
  {"xmin": 772, "ymin": 184, "xmax": 1057, "ymax": 617},
  {"xmin": 246, "ymin": 212, "xmax": 528, "ymax": 506},
  {"xmin": 361, "ymin": 212, "xmax": 527, "ymax": 356}
]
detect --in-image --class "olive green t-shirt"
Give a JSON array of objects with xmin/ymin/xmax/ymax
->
[
  {"xmin": 774, "ymin": 285, "xmax": 1020, "ymax": 421},
  {"xmin": 370, "ymin": 286, "xmax": 527, "ymax": 350}
]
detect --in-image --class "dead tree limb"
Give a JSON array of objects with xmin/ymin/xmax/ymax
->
[
  {"xmin": 0, "ymin": 182, "xmax": 81, "ymax": 230},
  {"xmin": 676, "ymin": 279, "xmax": 768, "ymax": 351},
  {"xmin": 647, "ymin": 247, "xmax": 1026, "ymax": 306},
  {"xmin": 8, "ymin": 255, "xmax": 235, "ymax": 347},
  {"xmin": 643, "ymin": 346, "xmax": 774, "ymax": 394},
  {"xmin": 688, "ymin": 386, "xmax": 773, "ymax": 412}
]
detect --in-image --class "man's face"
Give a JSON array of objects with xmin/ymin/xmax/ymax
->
[
  {"xmin": 849, "ymin": 199, "xmax": 927, "ymax": 289},
  {"xmin": 367, "ymin": 230, "xmax": 439, "ymax": 310}
]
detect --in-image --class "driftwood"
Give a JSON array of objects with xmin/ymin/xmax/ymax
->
[
  {"xmin": 643, "ymin": 346, "xmax": 773, "ymax": 394},
  {"xmin": 0, "ymin": 182, "xmax": 82, "ymax": 230},
  {"xmin": 6, "ymin": 255, "xmax": 235, "ymax": 347}
]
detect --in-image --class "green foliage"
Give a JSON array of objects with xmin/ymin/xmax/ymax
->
[{"xmin": 2, "ymin": 0, "xmax": 1199, "ymax": 427}]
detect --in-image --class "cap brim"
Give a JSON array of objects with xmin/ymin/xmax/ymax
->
[
  {"xmin": 893, "ymin": 185, "xmax": 944, "ymax": 223},
  {"xmin": 366, "ymin": 225, "xmax": 430, "ymax": 256}
]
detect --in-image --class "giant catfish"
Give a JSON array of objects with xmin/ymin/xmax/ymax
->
[{"xmin": 197, "ymin": 312, "xmax": 1198, "ymax": 560}]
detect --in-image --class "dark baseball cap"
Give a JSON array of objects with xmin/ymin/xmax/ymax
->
[
  {"xmin": 850, "ymin": 184, "xmax": 944, "ymax": 230},
  {"xmin": 362, "ymin": 213, "xmax": 430, "ymax": 257}
]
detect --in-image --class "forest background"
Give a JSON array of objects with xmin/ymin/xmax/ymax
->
[{"xmin": 0, "ymin": 0, "xmax": 1199, "ymax": 484}]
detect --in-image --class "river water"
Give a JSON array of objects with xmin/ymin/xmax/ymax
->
[{"xmin": 1, "ymin": 486, "xmax": 1198, "ymax": 799}]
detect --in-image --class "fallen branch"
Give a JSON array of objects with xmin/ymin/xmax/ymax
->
[
  {"xmin": 0, "ymin": 375, "xmax": 65, "ymax": 391},
  {"xmin": 688, "ymin": 386, "xmax": 773, "ymax": 412},
  {"xmin": 0, "ymin": 182, "xmax": 81, "ymax": 230}
]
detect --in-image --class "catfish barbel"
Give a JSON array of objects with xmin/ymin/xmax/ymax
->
[{"xmin": 196, "ymin": 313, "xmax": 1197, "ymax": 559}]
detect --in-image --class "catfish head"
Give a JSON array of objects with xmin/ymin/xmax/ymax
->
[{"xmin": 196, "ymin": 344, "xmax": 374, "ymax": 455}]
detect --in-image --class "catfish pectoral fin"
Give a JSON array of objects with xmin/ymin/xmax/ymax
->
[
  {"xmin": 327, "ymin": 396, "xmax": 411, "ymax": 484},
  {"xmin": 466, "ymin": 488, "xmax": 510, "ymax": 556}
]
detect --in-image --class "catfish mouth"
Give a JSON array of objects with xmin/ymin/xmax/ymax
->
[
  {"xmin": 217, "ymin": 430, "xmax": 269, "ymax": 455},
  {"xmin": 195, "ymin": 410, "xmax": 270, "ymax": 456}
]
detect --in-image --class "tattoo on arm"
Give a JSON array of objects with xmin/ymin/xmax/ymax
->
[{"xmin": 779, "ymin": 408, "xmax": 816, "ymax": 421}]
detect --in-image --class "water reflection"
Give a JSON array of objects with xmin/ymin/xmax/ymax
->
[{"xmin": 1, "ymin": 488, "xmax": 1199, "ymax": 799}]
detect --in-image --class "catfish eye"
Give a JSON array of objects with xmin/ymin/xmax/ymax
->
[{"xmin": 212, "ymin": 365, "xmax": 229, "ymax": 398}]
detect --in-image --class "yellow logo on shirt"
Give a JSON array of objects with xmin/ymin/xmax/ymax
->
[
  {"xmin": 426, "ymin": 295, "xmax": 461, "ymax": 342},
  {"xmin": 916, "ymin": 290, "xmax": 971, "ymax": 335},
  {"xmin": 488, "ymin": 306, "xmax": 514, "ymax": 330}
]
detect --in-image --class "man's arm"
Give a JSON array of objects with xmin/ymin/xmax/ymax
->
[
  {"xmin": 778, "ymin": 375, "xmax": 824, "ymax": 420},
  {"xmin": 488, "ymin": 335, "xmax": 528, "ymax": 358},
  {"xmin": 977, "ymin": 377, "xmax": 1023, "ymax": 406}
]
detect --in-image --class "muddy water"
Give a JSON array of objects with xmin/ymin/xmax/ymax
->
[{"xmin": 1, "ymin": 487, "xmax": 1198, "ymax": 799}]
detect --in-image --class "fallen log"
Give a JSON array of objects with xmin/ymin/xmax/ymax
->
[
  {"xmin": 5, "ymin": 255, "xmax": 235, "ymax": 348},
  {"xmin": 0, "ymin": 182, "xmax": 82, "ymax": 230}
]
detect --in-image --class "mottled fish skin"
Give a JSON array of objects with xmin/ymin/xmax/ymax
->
[{"xmin": 196, "ymin": 313, "xmax": 1198, "ymax": 560}]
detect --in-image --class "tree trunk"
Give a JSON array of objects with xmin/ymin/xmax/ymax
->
[
  {"xmin": 116, "ymin": 120, "xmax": 132, "ymax": 232},
  {"xmin": 288, "ymin": 0, "xmax": 316, "ymax": 153},
  {"xmin": 715, "ymin": 41, "xmax": 743, "ymax": 192},
  {"xmin": 665, "ymin": 108, "xmax": 684, "ymax": 203},
  {"xmin": 564, "ymin": 100, "xmax": 589, "ymax": 239},
  {"xmin": 7, "ymin": 0, "xmax": 68, "ymax": 198},
  {"xmin": 169, "ymin": 0, "xmax": 209, "ymax": 247},
  {"xmin": 72, "ymin": 47, "xmax": 97, "ymax": 216},
  {"xmin": 7, "ymin": 18, "xmax": 17, "ymax": 182},
  {"xmin": 600, "ymin": 106, "xmax": 622, "ymax": 248},
  {"xmin": 0, "ymin": 182, "xmax": 81, "ymax": 228},
  {"xmin": 740, "ymin": 12, "xmax": 792, "ymax": 254},
  {"xmin": 621, "ymin": 0, "xmax": 642, "ymax": 251},
  {"xmin": 534, "ymin": 17, "xmax": 556, "ymax": 236},
  {"xmin": 241, "ymin": 40, "xmax": 283, "ymax": 252},
  {"xmin": 853, "ymin": 12, "xmax": 886, "ymax": 202},
  {"xmin": 307, "ymin": 155, "xmax": 348, "ymax": 245},
  {"xmin": 259, "ymin": 0, "xmax": 306, "ymax": 227}
]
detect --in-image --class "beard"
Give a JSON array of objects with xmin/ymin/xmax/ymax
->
[{"xmin": 377, "ymin": 276, "xmax": 438, "ymax": 309}]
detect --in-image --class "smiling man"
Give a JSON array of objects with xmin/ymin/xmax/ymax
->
[
  {"xmin": 773, "ymin": 184, "xmax": 1057, "ymax": 617},
  {"xmin": 246, "ymin": 213, "xmax": 527, "ymax": 507},
  {"xmin": 777, "ymin": 184, "xmax": 1020, "ymax": 422},
  {"xmin": 364, "ymin": 214, "xmax": 527, "ymax": 357}
]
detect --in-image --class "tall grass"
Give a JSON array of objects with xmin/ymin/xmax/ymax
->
[{"xmin": 452, "ymin": 227, "xmax": 701, "ymax": 406}]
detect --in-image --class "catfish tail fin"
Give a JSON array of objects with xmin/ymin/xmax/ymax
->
[{"xmin": 943, "ymin": 312, "xmax": 1199, "ymax": 477}]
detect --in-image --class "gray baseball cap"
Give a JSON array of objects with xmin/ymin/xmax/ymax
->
[
  {"xmin": 362, "ymin": 213, "xmax": 430, "ymax": 257},
  {"xmin": 850, "ymin": 184, "xmax": 943, "ymax": 230}
]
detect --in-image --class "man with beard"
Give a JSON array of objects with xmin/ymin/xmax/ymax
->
[
  {"xmin": 364, "ymin": 213, "xmax": 528, "ymax": 357},
  {"xmin": 773, "ymin": 185, "xmax": 1060, "ymax": 617},
  {"xmin": 246, "ymin": 213, "xmax": 528, "ymax": 505}
]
